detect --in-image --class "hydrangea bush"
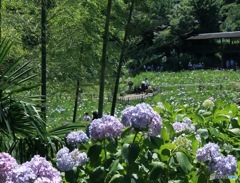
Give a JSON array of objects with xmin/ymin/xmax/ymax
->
[{"xmin": 1, "ymin": 100, "xmax": 239, "ymax": 182}]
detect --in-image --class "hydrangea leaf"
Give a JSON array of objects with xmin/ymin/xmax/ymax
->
[
  {"xmin": 121, "ymin": 143, "xmax": 139, "ymax": 164},
  {"xmin": 196, "ymin": 128, "xmax": 209, "ymax": 140},
  {"xmin": 148, "ymin": 162, "xmax": 165, "ymax": 180},
  {"xmin": 109, "ymin": 174, "xmax": 124, "ymax": 183},
  {"xmin": 158, "ymin": 143, "xmax": 176, "ymax": 162},
  {"xmin": 161, "ymin": 127, "xmax": 170, "ymax": 142},
  {"xmin": 89, "ymin": 166, "xmax": 106, "ymax": 183},
  {"xmin": 87, "ymin": 144, "xmax": 102, "ymax": 165},
  {"xmin": 175, "ymin": 152, "xmax": 192, "ymax": 173}
]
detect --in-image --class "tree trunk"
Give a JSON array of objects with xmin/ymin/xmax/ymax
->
[
  {"xmin": 111, "ymin": 0, "xmax": 135, "ymax": 116},
  {"xmin": 41, "ymin": 0, "xmax": 47, "ymax": 120},
  {"xmin": 73, "ymin": 80, "xmax": 80, "ymax": 123},
  {"xmin": 0, "ymin": 0, "xmax": 2, "ymax": 42},
  {"xmin": 98, "ymin": 0, "xmax": 113, "ymax": 118}
]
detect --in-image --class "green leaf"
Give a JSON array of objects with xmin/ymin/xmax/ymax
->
[
  {"xmin": 144, "ymin": 136, "xmax": 163, "ymax": 149},
  {"xmin": 121, "ymin": 126, "xmax": 132, "ymax": 138},
  {"xmin": 121, "ymin": 144, "xmax": 130, "ymax": 161},
  {"xmin": 89, "ymin": 166, "xmax": 106, "ymax": 183},
  {"xmin": 175, "ymin": 152, "xmax": 192, "ymax": 173},
  {"xmin": 188, "ymin": 134, "xmax": 199, "ymax": 154},
  {"xmin": 88, "ymin": 144, "xmax": 102, "ymax": 164},
  {"xmin": 187, "ymin": 113, "xmax": 204, "ymax": 124},
  {"xmin": 0, "ymin": 39, "xmax": 12, "ymax": 66},
  {"xmin": 65, "ymin": 170, "xmax": 77, "ymax": 183},
  {"xmin": 197, "ymin": 173, "xmax": 208, "ymax": 183},
  {"xmin": 148, "ymin": 162, "xmax": 165, "ymax": 180},
  {"xmin": 109, "ymin": 174, "xmax": 124, "ymax": 183},
  {"xmin": 121, "ymin": 143, "xmax": 139, "ymax": 164},
  {"xmin": 109, "ymin": 159, "xmax": 124, "ymax": 174},
  {"xmin": 161, "ymin": 127, "xmax": 170, "ymax": 142},
  {"xmin": 196, "ymin": 128, "xmax": 209, "ymax": 139},
  {"xmin": 158, "ymin": 143, "xmax": 176, "ymax": 162},
  {"xmin": 176, "ymin": 114, "xmax": 185, "ymax": 121},
  {"xmin": 228, "ymin": 128, "xmax": 240, "ymax": 136}
]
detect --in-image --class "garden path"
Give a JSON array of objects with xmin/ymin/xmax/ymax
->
[{"xmin": 118, "ymin": 92, "xmax": 156, "ymax": 101}]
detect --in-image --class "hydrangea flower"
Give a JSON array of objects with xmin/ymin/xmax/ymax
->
[
  {"xmin": 202, "ymin": 98, "xmax": 215, "ymax": 109},
  {"xmin": 209, "ymin": 155, "xmax": 237, "ymax": 176},
  {"xmin": 196, "ymin": 143, "xmax": 237, "ymax": 176},
  {"xmin": 0, "ymin": 152, "xmax": 18, "ymax": 182},
  {"xmin": 121, "ymin": 103, "xmax": 162, "ymax": 136},
  {"xmin": 56, "ymin": 147, "xmax": 88, "ymax": 172},
  {"xmin": 196, "ymin": 143, "xmax": 221, "ymax": 162},
  {"xmin": 7, "ymin": 164, "xmax": 36, "ymax": 183},
  {"xmin": 172, "ymin": 117, "xmax": 195, "ymax": 133},
  {"xmin": 89, "ymin": 115, "xmax": 124, "ymax": 141},
  {"xmin": 1, "ymin": 153, "xmax": 62, "ymax": 183},
  {"xmin": 121, "ymin": 106, "xmax": 135, "ymax": 127},
  {"xmin": 69, "ymin": 149, "xmax": 88, "ymax": 167},
  {"xmin": 22, "ymin": 155, "xmax": 62, "ymax": 183},
  {"xmin": 56, "ymin": 147, "xmax": 75, "ymax": 171},
  {"xmin": 172, "ymin": 122, "xmax": 188, "ymax": 132},
  {"xmin": 172, "ymin": 135, "xmax": 192, "ymax": 152},
  {"xmin": 66, "ymin": 130, "xmax": 88, "ymax": 145}
]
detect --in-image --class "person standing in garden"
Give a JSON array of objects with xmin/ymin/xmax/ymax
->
[
  {"xmin": 145, "ymin": 78, "xmax": 149, "ymax": 94},
  {"xmin": 145, "ymin": 78, "xmax": 149, "ymax": 88},
  {"xmin": 83, "ymin": 112, "xmax": 91, "ymax": 121},
  {"xmin": 92, "ymin": 111, "xmax": 98, "ymax": 120},
  {"xmin": 141, "ymin": 80, "xmax": 146, "ymax": 94}
]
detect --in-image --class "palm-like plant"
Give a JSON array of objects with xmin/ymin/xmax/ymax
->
[
  {"xmin": 0, "ymin": 39, "xmax": 87, "ymax": 163},
  {"xmin": 0, "ymin": 39, "xmax": 48, "ymax": 161}
]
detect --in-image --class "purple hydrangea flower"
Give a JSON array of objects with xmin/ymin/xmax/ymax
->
[
  {"xmin": 0, "ymin": 152, "xmax": 18, "ymax": 182},
  {"xmin": 172, "ymin": 118, "xmax": 195, "ymax": 133},
  {"xmin": 196, "ymin": 143, "xmax": 221, "ymax": 162},
  {"xmin": 56, "ymin": 147, "xmax": 75, "ymax": 172},
  {"xmin": 121, "ymin": 103, "xmax": 162, "ymax": 136},
  {"xmin": 172, "ymin": 122, "xmax": 187, "ymax": 132},
  {"xmin": 66, "ymin": 130, "xmax": 88, "ymax": 145},
  {"xmin": 69, "ymin": 149, "xmax": 88, "ymax": 167},
  {"xmin": 23, "ymin": 155, "xmax": 62, "ymax": 183},
  {"xmin": 209, "ymin": 155, "xmax": 237, "ymax": 176},
  {"xmin": 196, "ymin": 143, "xmax": 237, "ymax": 176},
  {"xmin": 0, "ymin": 153, "xmax": 61, "ymax": 183},
  {"xmin": 34, "ymin": 177, "xmax": 57, "ymax": 183},
  {"xmin": 7, "ymin": 164, "xmax": 37, "ymax": 183},
  {"xmin": 56, "ymin": 147, "xmax": 88, "ymax": 172},
  {"xmin": 148, "ymin": 111, "xmax": 162, "ymax": 136},
  {"xmin": 3, "ymin": 154, "xmax": 62, "ymax": 183},
  {"xmin": 89, "ymin": 115, "xmax": 124, "ymax": 141}
]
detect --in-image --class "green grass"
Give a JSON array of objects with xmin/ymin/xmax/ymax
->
[{"xmin": 46, "ymin": 70, "xmax": 240, "ymax": 129}]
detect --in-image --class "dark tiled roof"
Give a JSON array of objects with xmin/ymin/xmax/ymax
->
[{"xmin": 187, "ymin": 31, "xmax": 240, "ymax": 40}]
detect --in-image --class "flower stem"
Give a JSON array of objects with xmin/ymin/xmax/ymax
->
[
  {"xmin": 103, "ymin": 138, "xmax": 107, "ymax": 160},
  {"xmin": 133, "ymin": 131, "xmax": 138, "ymax": 143}
]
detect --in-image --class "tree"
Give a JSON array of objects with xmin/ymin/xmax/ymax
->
[
  {"xmin": 111, "ymin": 0, "xmax": 135, "ymax": 116},
  {"xmin": 220, "ymin": 2, "xmax": 240, "ymax": 31},
  {"xmin": 41, "ymin": 0, "xmax": 47, "ymax": 120},
  {"xmin": 98, "ymin": 0, "xmax": 113, "ymax": 118},
  {"xmin": 190, "ymin": 0, "xmax": 222, "ymax": 33}
]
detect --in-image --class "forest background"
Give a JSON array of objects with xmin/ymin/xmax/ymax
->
[{"xmin": 1, "ymin": 0, "xmax": 240, "ymax": 121}]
